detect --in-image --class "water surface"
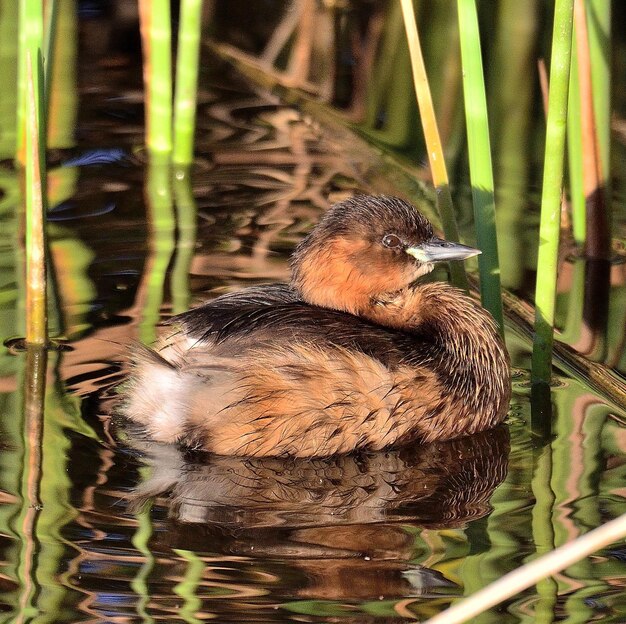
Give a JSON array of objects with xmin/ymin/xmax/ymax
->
[{"xmin": 1, "ymin": 6, "xmax": 626, "ymax": 623}]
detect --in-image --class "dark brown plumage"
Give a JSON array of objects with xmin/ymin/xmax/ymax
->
[{"xmin": 121, "ymin": 195, "xmax": 510, "ymax": 457}]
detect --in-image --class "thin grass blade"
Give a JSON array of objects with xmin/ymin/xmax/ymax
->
[
  {"xmin": 46, "ymin": 0, "xmax": 78, "ymax": 150},
  {"xmin": 586, "ymin": 0, "xmax": 611, "ymax": 194},
  {"xmin": 173, "ymin": 0, "xmax": 203, "ymax": 165},
  {"xmin": 43, "ymin": 0, "xmax": 59, "ymax": 118},
  {"xmin": 139, "ymin": 0, "xmax": 173, "ymax": 154},
  {"xmin": 574, "ymin": 0, "xmax": 610, "ymax": 259},
  {"xmin": 17, "ymin": 0, "xmax": 44, "ymax": 164},
  {"xmin": 399, "ymin": 0, "xmax": 468, "ymax": 290},
  {"xmin": 531, "ymin": 0, "xmax": 576, "ymax": 385},
  {"xmin": 567, "ymin": 40, "xmax": 586, "ymax": 244},
  {"xmin": 456, "ymin": 0, "xmax": 503, "ymax": 331},
  {"xmin": 25, "ymin": 51, "xmax": 47, "ymax": 346}
]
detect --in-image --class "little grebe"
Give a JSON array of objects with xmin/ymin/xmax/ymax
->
[{"xmin": 122, "ymin": 195, "xmax": 510, "ymax": 457}]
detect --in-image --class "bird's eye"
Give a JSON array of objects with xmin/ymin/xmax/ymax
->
[{"xmin": 382, "ymin": 234, "xmax": 402, "ymax": 249}]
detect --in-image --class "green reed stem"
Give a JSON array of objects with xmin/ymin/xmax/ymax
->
[
  {"xmin": 47, "ymin": 0, "xmax": 78, "ymax": 150},
  {"xmin": 574, "ymin": 0, "xmax": 610, "ymax": 260},
  {"xmin": 399, "ymin": 0, "xmax": 468, "ymax": 291},
  {"xmin": 567, "ymin": 39, "xmax": 585, "ymax": 245},
  {"xmin": 139, "ymin": 0, "xmax": 173, "ymax": 154},
  {"xmin": 173, "ymin": 0, "xmax": 202, "ymax": 165},
  {"xmin": 17, "ymin": 0, "xmax": 44, "ymax": 164},
  {"xmin": 43, "ymin": 0, "xmax": 58, "ymax": 118},
  {"xmin": 558, "ymin": 256, "xmax": 585, "ymax": 346},
  {"xmin": 586, "ymin": 0, "xmax": 611, "ymax": 192},
  {"xmin": 489, "ymin": 0, "xmax": 538, "ymax": 293},
  {"xmin": 456, "ymin": 0, "xmax": 503, "ymax": 331},
  {"xmin": 531, "ymin": 0, "xmax": 575, "ymax": 386},
  {"xmin": 25, "ymin": 51, "xmax": 47, "ymax": 346}
]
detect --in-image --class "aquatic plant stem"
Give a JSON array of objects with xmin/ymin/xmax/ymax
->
[
  {"xmin": 488, "ymin": 0, "xmax": 538, "ymax": 293},
  {"xmin": 25, "ymin": 51, "xmax": 47, "ymax": 346},
  {"xmin": 423, "ymin": 513, "xmax": 626, "ymax": 624},
  {"xmin": 531, "ymin": 0, "xmax": 575, "ymax": 386},
  {"xmin": 574, "ymin": 0, "xmax": 609, "ymax": 260},
  {"xmin": 567, "ymin": 39, "xmax": 585, "ymax": 244},
  {"xmin": 46, "ymin": 0, "xmax": 78, "ymax": 150},
  {"xmin": 43, "ymin": 0, "xmax": 58, "ymax": 118},
  {"xmin": 139, "ymin": 0, "xmax": 173, "ymax": 154},
  {"xmin": 16, "ymin": 0, "xmax": 44, "ymax": 164},
  {"xmin": 586, "ymin": 0, "xmax": 611, "ymax": 198},
  {"xmin": 399, "ymin": 0, "xmax": 468, "ymax": 290},
  {"xmin": 456, "ymin": 0, "xmax": 503, "ymax": 332},
  {"xmin": 173, "ymin": 0, "xmax": 202, "ymax": 165}
]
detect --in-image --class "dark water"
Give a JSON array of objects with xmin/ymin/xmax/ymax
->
[{"xmin": 1, "ymin": 4, "xmax": 626, "ymax": 623}]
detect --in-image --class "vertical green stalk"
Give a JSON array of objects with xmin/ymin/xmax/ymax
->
[
  {"xmin": 139, "ymin": 0, "xmax": 173, "ymax": 154},
  {"xmin": 574, "ymin": 0, "xmax": 610, "ymax": 260},
  {"xmin": 43, "ymin": 0, "xmax": 59, "ymax": 118},
  {"xmin": 586, "ymin": 0, "xmax": 611, "ymax": 194},
  {"xmin": 558, "ymin": 256, "xmax": 585, "ymax": 346},
  {"xmin": 567, "ymin": 39, "xmax": 585, "ymax": 244},
  {"xmin": 25, "ymin": 51, "xmax": 47, "ymax": 346},
  {"xmin": 46, "ymin": 0, "xmax": 78, "ymax": 150},
  {"xmin": 399, "ymin": 0, "xmax": 468, "ymax": 290},
  {"xmin": 17, "ymin": 0, "xmax": 44, "ymax": 164},
  {"xmin": 456, "ymin": 0, "xmax": 503, "ymax": 331},
  {"xmin": 488, "ymin": 0, "xmax": 538, "ymax": 292},
  {"xmin": 46, "ymin": 0, "xmax": 78, "ymax": 148},
  {"xmin": 173, "ymin": 0, "xmax": 202, "ymax": 165},
  {"xmin": 531, "ymin": 0, "xmax": 575, "ymax": 386}
]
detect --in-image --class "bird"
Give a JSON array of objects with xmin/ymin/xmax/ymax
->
[{"xmin": 120, "ymin": 195, "xmax": 510, "ymax": 457}]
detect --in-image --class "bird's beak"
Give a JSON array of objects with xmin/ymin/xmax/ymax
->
[{"xmin": 405, "ymin": 237, "xmax": 481, "ymax": 263}]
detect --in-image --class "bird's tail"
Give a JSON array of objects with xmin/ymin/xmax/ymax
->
[{"xmin": 120, "ymin": 343, "xmax": 191, "ymax": 444}]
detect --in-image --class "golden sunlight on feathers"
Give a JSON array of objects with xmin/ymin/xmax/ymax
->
[{"xmin": 120, "ymin": 195, "xmax": 510, "ymax": 456}]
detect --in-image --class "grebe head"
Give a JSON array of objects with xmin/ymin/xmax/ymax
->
[{"xmin": 291, "ymin": 195, "xmax": 480, "ymax": 315}]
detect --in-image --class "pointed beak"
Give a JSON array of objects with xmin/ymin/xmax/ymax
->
[{"xmin": 405, "ymin": 237, "xmax": 481, "ymax": 263}]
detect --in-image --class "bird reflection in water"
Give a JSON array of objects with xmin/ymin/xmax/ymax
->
[{"xmin": 123, "ymin": 426, "xmax": 509, "ymax": 603}]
